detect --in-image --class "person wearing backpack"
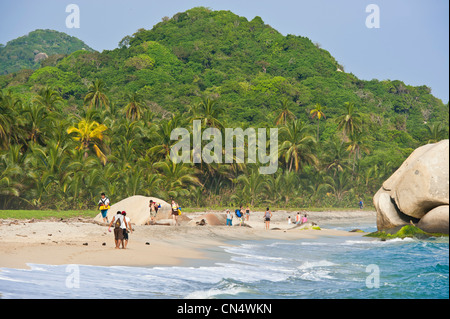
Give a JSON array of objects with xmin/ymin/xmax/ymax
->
[
  {"xmin": 98, "ymin": 193, "xmax": 111, "ymax": 223},
  {"xmin": 263, "ymin": 207, "xmax": 273, "ymax": 230},
  {"xmin": 235, "ymin": 206, "xmax": 244, "ymax": 226},
  {"xmin": 120, "ymin": 211, "xmax": 132, "ymax": 249},
  {"xmin": 108, "ymin": 211, "xmax": 128, "ymax": 249}
]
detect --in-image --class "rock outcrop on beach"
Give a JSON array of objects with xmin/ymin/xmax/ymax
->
[
  {"xmin": 373, "ymin": 139, "xmax": 449, "ymax": 234},
  {"xmin": 94, "ymin": 195, "xmax": 173, "ymax": 225},
  {"xmin": 187, "ymin": 213, "xmax": 226, "ymax": 226}
]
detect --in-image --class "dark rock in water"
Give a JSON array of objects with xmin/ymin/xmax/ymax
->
[{"xmin": 349, "ymin": 229, "xmax": 364, "ymax": 233}]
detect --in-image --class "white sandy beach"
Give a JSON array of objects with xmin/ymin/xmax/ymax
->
[{"xmin": 0, "ymin": 210, "xmax": 376, "ymax": 269}]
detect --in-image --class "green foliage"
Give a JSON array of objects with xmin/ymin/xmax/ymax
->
[
  {"xmin": 365, "ymin": 225, "xmax": 448, "ymax": 240},
  {"xmin": 125, "ymin": 54, "xmax": 155, "ymax": 70},
  {"xmin": 0, "ymin": 29, "xmax": 94, "ymax": 75},
  {"xmin": 0, "ymin": 7, "xmax": 448, "ymax": 211}
]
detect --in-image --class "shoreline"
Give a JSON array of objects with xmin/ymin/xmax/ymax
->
[{"xmin": 0, "ymin": 210, "xmax": 376, "ymax": 270}]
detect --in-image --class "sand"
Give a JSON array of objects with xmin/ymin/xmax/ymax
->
[{"xmin": 0, "ymin": 210, "xmax": 376, "ymax": 269}]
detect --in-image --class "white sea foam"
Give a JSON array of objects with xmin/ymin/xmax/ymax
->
[
  {"xmin": 297, "ymin": 260, "xmax": 337, "ymax": 270},
  {"xmin": 185, "ymin": 282, "xmax": 256, "ymax": 299}
]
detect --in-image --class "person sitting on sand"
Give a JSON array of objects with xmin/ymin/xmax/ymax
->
[
  {"xmin": 263, "ymin": 207, "xmax": 272, "ymax": 230},
  {"xmin": 226, "ymin": 209, "xmax": 233, "ymax": 226},
  {"xmin": 295, "ymin": 212, "xmax": 301, "ymax": 224},
  {"xmin": 98, "ymin": 193, "xmax": 110, "ymax": 223},
  {"xmin": 121, "ymin": 211, "xmax": 132, "ymax": 249},
  {"xmin": 108, "ymin": 211, "xmax": 128, "ymax": 249},
  {"xmin": 171, "ymin": 199, "xmax": 180, "ymax": 226},
  {"xmin": 149, "ymin": 200, "xmax": 157, "ymax": 225},
  {"xmin": 302, "ymin": 214, "xmax": 308, "ymax": 224}
]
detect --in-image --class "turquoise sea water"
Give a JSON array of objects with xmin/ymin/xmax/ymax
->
[{"xmin": 0, "ymin": 223, "xmax": 448, "ymax": 299}]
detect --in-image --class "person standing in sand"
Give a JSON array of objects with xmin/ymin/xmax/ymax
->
[
  {"xmin": 245, "ymin": 206, "xmax": 251, "ymax": 221},
  {"xmin": 108, "ymin": 211, "xmax": 128, "ymax": 249},
  {"xmin": 171, "ymin": 199, "xmax": 180, "ymax": 226},
  {"xmin": 263, "ymin": 207, "xmax": 272, "ymax": 230},
  {"xmin": 226, "ymin": 209, "xmax": 233, "ymax": 226},
  {"xmin": 235, "ymin": 206, "xmax": 244, "ymax": 226},
  {"xmin": 98, "ymin": 193, "xmax": 110, "ymax": 223},
  {"xmin": 121, "ymin": 211, "xmax": 132, "ymax": 249},
  {"xmin": 149, "ymin": 200, "xmax": 157, "ymax": 225}
]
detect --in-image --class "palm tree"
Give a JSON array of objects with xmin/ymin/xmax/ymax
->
[
  {"xmin": 336, "ymin": 102, "xmax": 362, "ymax": 140},
  {"xmin": 0, "ymin": 154, "xmax": 23, "ymax": 208},
  {"xmin": 33, "ymin": 86, "xmax": 63, "ymax": 111},
  {"xmin": 84, "ymin": 79, "xmax": 110, "ymax": 110},
  {"xmin": 275, "ymin": 98, "xmax": 296, "ymax": 126},
  {"xmin": 310, "ymin": 103, "xmax": 327, "ymax": 141},
  {"xmin": 346, "ymin": 131, "xmax": 371, "ymax": 171},
  {"xmin": 148, "ymin": 115, "xmax": 181, "ymax": 161},
  {"xmin": 0, "ymin": 90, "xmax": 23, "ymax": 149},
  {"xmin": 191, "ymin": 97, "xmax": 224, "ymax": 129},
  {"xmin": 124, "ymin": 91, "xmax": 146, "ymax": 121},
  {"xmin": 153, "ymin": 160, "xmax": 202, "ymax": 199},
  {"xmin": 425, "ymin": 122, "xmax": 447, "ymax": 144},
  {"xmin": 235, "ymin": 167, "xmax": 268, "ymax": 206},
  {"xmin": 320, "ymin": 170, "xmax": 354, "ymax": 202},
  {"xmin": 21, "ymin": 102, "xmax": 49, "ymax": 145},
  {"xmin": 322, "ymin": 137, "xmax": 350, "ymax": 175},
  {"xmin": 0, "ymin": 94, "xmax": 13, "ymax": 149},
  {"xmin": 279, "ymin": 119, "xmax": 318, "ymax": 172},
  {"xmin": 264, "ymin": 170, "xmax": 299, "ymax": 205},
  {"xmin": 67, "ymin": 119, "xmax": 109, "ymax": 165}
]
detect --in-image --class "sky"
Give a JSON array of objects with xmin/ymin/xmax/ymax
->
[{"xmin": 0, "ymin": 0, "xmax": 448, "ymax": 102}]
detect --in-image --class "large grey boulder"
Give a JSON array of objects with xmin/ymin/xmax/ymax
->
[
  {"xmin": 94, "ymin": 195, "xmax": 172, "ymax": 225},
  {"xmin": 374, "ymin": 140, "xmax": 449, "ymax": 234},
  {"xmin": 417, "ymin": 205, "xmax": 449, "ymax": 234}
]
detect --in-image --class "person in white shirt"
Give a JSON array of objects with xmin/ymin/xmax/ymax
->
[
  {"xmin": 226, "ymin": 209, "xmax": 233, "ymax": 226},
  {"xmin": 98, "ymin": 193, "xmax": 110, "ymax": 223},
  {"xmin": 108, "ymin": 211, "xmax": 127, "ymax": 249},
  {"xmin": 120, "ymin": 211, "xmax": 132, "ymax": 249}
]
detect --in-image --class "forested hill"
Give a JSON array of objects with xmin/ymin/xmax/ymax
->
[
  {"xmin": 0, "ymin": 29, "xmax": 95, "ymax": 75},
  {"xmin": 0, "ymin": 7, "xmax": 448, "ymax": 210}
]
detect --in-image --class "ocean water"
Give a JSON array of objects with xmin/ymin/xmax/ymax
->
[{"xmin": 0, "ymin": 223, "xmax": 448, "ymax": 299}]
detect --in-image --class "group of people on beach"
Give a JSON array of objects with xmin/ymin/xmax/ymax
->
[
  {"xmin": 226, "ymin": 205, "xmax": 251, "ymax": 227},
  {"xmin": 287, "ymin": 212, "xmax": 308, "ymax": 225},
  {"xmin": 98, "ymin": 191, "xmax": 311, "ymax": 248},
  {"xmin": 150, "ymin": 198, "xmax": 181, "ymax": 226},
  {"xmin": 99, "ymin": 193, "xmax": 184, "ymax": 248},
  {"xmin": 107, "ymin": 210, "xmax": 132, "ymax": 249},
  {"xmin": 226, "ymin": 206, "xmax": 273, "ymax": 230},
  {"xmin": 98, "ymin": 193, "xmax": 133, "ymax": 249}
]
